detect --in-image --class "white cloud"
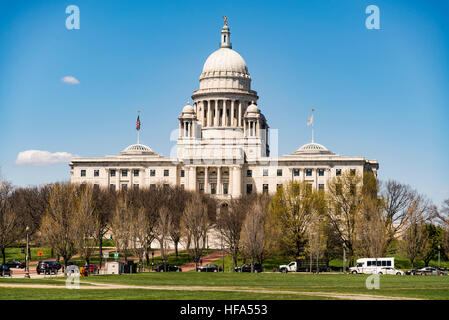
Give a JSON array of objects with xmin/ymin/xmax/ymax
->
[
  {"xmin": 15, "ymin": 150, "xmax": 76, "ymax": 166},
  {"xmin": 440, "ymin": 189, "xmax": 449, "ymax": 195},
  {"xmin": 61, "ymin": 76, "xmax": 80, "ymax": 84}
]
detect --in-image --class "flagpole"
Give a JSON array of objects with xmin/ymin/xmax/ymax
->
[
  {"xmin": 137, "ymin": 110, "xmax": 140, "ymax": 144},
  {"xmin": 311, "ymin": 108, "xmax": 315, "ymax": 143}
]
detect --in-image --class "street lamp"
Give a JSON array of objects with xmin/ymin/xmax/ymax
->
[{"xmin": 25, "ymin": 226, "xmax": 30, "ymax": 279}]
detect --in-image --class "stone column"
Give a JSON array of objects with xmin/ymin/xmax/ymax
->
[
  {"xmin": 179, "ymin": 120, "xmax": 182, "ymax": 138},
  {"xmin": 231, "ymin": 100, "xmax": 235, "ymax": 126},
  {"xmin": 204, "ymin": 166, "xmax": 209, "ymax": 194},
  {"xmin": 215, "ymin": 100, "xmax": 219, "ymax": 127},
  {"xmin": 232, "ymin": 166, "xmax": 242, "ymax": 197},
  {"xmin": 217, "ymin": 166, "xmax": 222, "ymax": 194},
  {"xmin": 222, "ymin": 101, "xmax": 226, "ymax": 127},
  {"xmin": 238, "ymin": 101, "xmax": 242, "ymax": 127}
]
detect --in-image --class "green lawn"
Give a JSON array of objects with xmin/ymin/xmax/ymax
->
[{"xmin": 1, "ymin": 273, "xmax": 449, "ymax": 300}]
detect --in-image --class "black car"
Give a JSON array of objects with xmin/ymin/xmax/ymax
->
[
  {"xmin": 405, "ymin": 269, "xmax": 418, "ymax": 275},
  {"xmin": 36, "ymin": 261, "xmax": 61, "ymax": 275},
  {"xmin": 196, "ymin": 264, "xmax": 222, "ymax": 272},
  {"xmin": 0, "ymin": 264, "xmax": 12, "ymax": 277},
  {"xmin": 5, "ymin": 260, "xmax": 25, "ymax": 269},
  {"xmin": 154, "ymin": 263, "xmax": 182, "ymax": 272},
  {"xmin": 235, "ymin": 263, "xmax": 263, "ymax": 273}
]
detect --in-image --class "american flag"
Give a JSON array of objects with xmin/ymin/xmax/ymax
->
[{"xmin": 136, "ymin": 115, "xmax": 141, "ymax": 131}]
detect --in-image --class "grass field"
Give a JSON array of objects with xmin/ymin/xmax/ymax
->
[{"xmin": 1, "ymin": 272, "xmax": 449, "ymax": 300}]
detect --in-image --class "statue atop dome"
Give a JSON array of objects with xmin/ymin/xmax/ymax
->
[{"xmin": 223, "ymin": 16, "xmax": 228, "ymax": 26}]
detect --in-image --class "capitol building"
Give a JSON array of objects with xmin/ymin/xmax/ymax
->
[{"xmin": 70, "ymin": 22, "xmax": 379, "ymax": 198}]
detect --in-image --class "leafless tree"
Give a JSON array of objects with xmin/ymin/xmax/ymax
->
[
  {"xmin": 40, "ymin": 183, "xmax": 78, "ymax": 267},
  {"xmin": 240, "ymin": 201, "xmax": 266, "ymax": 272},
  {"xmin": 155, "ymin": 206, "xmax": 172, "ymax": 264},
  {"xmin": 381, "ymin": 180, "xmax": 415, "ymax": 245},
  {"xmin": 181, "ymin": 194, "xmax": 209, "ymax": 269},
  {"xmin": 110, "ymin": 192, "xmax": 133, "ymax": 261},
  {"xmin": 0, "ymin": 181, "xmax": 22, "ymax": 264},
  {"xmin": 326, "ymin": 171, "xmax": 363, "ymax": 266},
  {"xmin": 399, "ymin": 194, "xmax": 432, "ymax": 268},
  {"xmin": 73, "ymin": 184, "xmax": 97, "ymax": 265},
  {"xmin": 92, "ymin": 187, "xmax": 115, "ymax": 268},
  {"xmin": 355, "ymin": 195, "xmax": 388, "ymax": 259},
  {"xmin": 167, "ymin": 186, "xmax": 190, "ymax": 258},
  {"xmin": 216, "ymin": 195, "xmax": 253, "ymax": 269}
]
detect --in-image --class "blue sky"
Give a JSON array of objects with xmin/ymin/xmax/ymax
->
[{"xmin": 0, "ymin": 0, "xmax": 448, "ymax": 205}]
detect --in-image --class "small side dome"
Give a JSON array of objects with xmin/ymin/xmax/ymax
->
[
  {"xmin": 292, "ymin": 142, "xmax": 334, "ymax": 155},
  {"xmin": 247, "ymin": 101, "xmax": 259, "ymax": 113},
  {"xmin": 182, "ymin": 102, "xmax": 194, "ymax": 113},
  {"xmin": 119, "ymin": 143, "xmax": 158, "ymax": 156}
]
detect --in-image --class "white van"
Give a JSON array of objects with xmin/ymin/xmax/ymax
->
[{"xmin": 349, "ymin": 258, "xmax": 395, "ymax": 274}]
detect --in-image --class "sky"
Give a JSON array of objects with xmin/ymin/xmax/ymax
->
[{"xmin": 0, "ymin": 0, "xmax": 448, "ymax": 206}]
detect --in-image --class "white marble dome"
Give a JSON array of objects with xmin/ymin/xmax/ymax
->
[{"xmin": 202, "ymin": 48, "xmax": 248, "ymax": 76}]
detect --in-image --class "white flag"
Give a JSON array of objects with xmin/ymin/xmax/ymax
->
[{"xmin": 307, "ymin": 113, "xmax": 313, "ymax": 126}]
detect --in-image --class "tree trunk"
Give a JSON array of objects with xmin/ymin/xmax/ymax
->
[
  {"xmin": 99, "ymin": 236, "xmax": 103, "ymax": 268},
  {"xmin": 145, "ymin": 251, "xmax": 150, "ymax": 266},
  {"xmin": 174, "ymin": 241, "xmax": 179, "ymax": 258},
  {"xmin": 1, "ymin": 247, "xmax": 5, "ymax": 264}
]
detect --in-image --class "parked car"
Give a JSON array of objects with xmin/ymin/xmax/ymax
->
[
  {"xmin": 5, "ymin": 260, "xmax": 25, "ymax": 269},
  {"xmin": 196, "ymin": 264, "xmax": 222, "ymax": 272},
  {"xmin": 36, "ymin": 261, "xmax": 61, "ymax": 275},
  {"xmin": 235, "ymin": 263, "xmax": 263, "ymax": 273},
  {"xmin": 378, "ymin": 267, "xmax": 404, "ymax": 275},
  {"xmin": 85, "ymin": 264, "xmax": 99, "ymax": 274},
  {"xmin": 154, "ymin": 263, "xmax": 182, "ymax": 272},
  {"xmin": 405, "ymin": 269, "xmax": 418, "ymax": 275},
  {"xmin": 416, "ymin": 267, "xmax": 447, "ymax": 276},
  {"xmin": 0, "ymin": 264, "xmax": 12, "ymax": 277}
]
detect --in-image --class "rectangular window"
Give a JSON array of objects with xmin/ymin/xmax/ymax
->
[
  {"xmin": 246, "ymin": 184, "xmax": 253, "ymax": 194},
  {"xmin": 199, "ymin": 183, "xmax": 204, "ymax": 194},
  {"xmin": 293, "ymin": 169, "xmax": 300, "ymax": 177},
  {"xmin": 318, "ymin": 184, "xmax": 325, "ymax": 191},
  {"xmin": 133, "ymin": 170, "xmax": 139, "ymax": 177},
  {"xmin": 94, "ymin": 170, "xmax": 99, "ymax": 177},
  {"xmin": 336, "ymin": 169, "xmax": 342, "ymax": 176},
  {"xmin": 110, "ymin": 184, "xmax": 115, "ymax": 191},
  {"xmin": 382, "ymin": 261, "xmax": 387, "ymax": 266},
  {"xmin": 121, "ymin": 184, "xmax": 127, "ymax": 191},
  {"xmin": 180, "ymin": 184, "xmax": 184, "ymax": 190},
  {"xmin": 150, "ymin": 170, "xmax": 156, "ymax": 177},
  {"xmin": 263, "ymin": 169, "xmax": 268, "ymax": 176},
  {"xmin": 367, "ymin": 261, "xmax": 372, "ymax": 267},
  {"xmin": 223, "ymin": 183, "xmax": 229, "ymax": 195},
  {"xmin": 81, "ymin": 170, "xmax": 86, "ymax": 177},
  {"xmin": 110, "ymin": 169, "xmax": 116, "ymax": 177},
  {"xmin": 305, "ymin": 169, "xmax": 312, "ymax": 176},
  {"xmin": 277, "ymin": 169, "xmax": 283, "ymax": 177},
  {"xmin": 93, "ymin": 184, "xmax": 99, "ymax": 190},
  {"xmin": 263, "ymin": 184, "xmax": 269, "ymax": 194},
  {"xmin": 211, "ymin": 183, "xmax": 217, "ymax": 195},
  {"xmin": 180, "ymin": 170, "xmax": 185, "ymax": 178},
  {"xmin": 387, "ymin": 261, "xmax": 391, "ymax": 266},
  {"xmin": 350, "ymin": 169, "xmax": 356, "ymax": 175},
  {"xmin": 164, "ymin": 169, "xmax": 169, "ymax": 177},
  {"xmin": 121, "ymin": 170, "xmax": 128, "ymax": 177},
  {"xmin": 318, "ymin": 169, "xmax": 324, "ymax": 176},
  {"xmin": 133, "ymin": 184, "xmax": 139, "ymax": 189},
  {"xmin": 247, "ymin": 170, "xmax": 252, "ymax": 177}
]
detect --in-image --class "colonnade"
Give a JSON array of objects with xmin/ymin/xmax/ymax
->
[{"xmin": 194, "ymin": 99, "xmax": 250, "ymax": 128}]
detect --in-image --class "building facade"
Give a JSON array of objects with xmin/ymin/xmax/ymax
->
[{"xmin": 70, "ymin": 22, "xmax": 379, "ymax": 198}]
